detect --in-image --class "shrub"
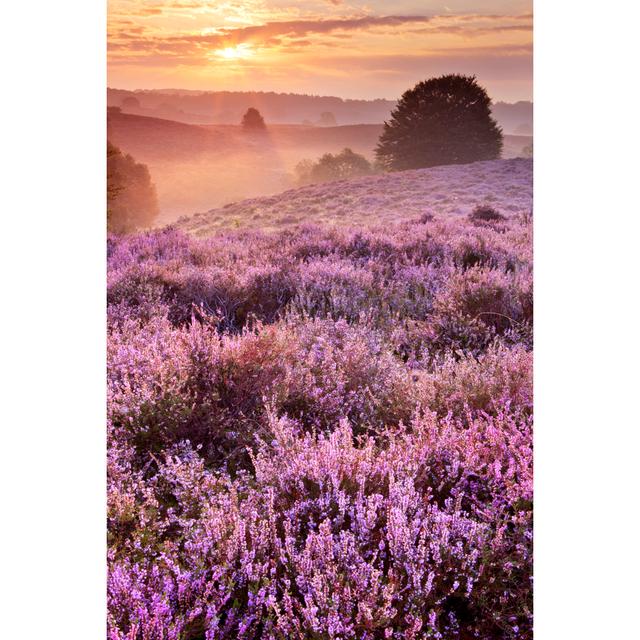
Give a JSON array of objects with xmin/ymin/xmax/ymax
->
[
  {"xmin": 431, "ymin": 267, "xmax": 532, "ymax": 353},
  {"xmin": 468, "ymin": 204, "xmax": 507, "ymax": 223},
  {"xmin": 296, "ymin": 148, "xmax": 373, "ymax": 185}
]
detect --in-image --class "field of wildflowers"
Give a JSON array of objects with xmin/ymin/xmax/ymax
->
[{"xmin": 108, "ymin": 160, "xmax": 533, "ymax": 639}]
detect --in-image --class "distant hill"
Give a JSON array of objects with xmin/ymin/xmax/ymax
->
[
  {"xmin": 108, "ymin": 88, "xmax": 533, "ymax": 133},
  {"xmin": 107, "ymin": 110, "xmax": 532, "ymax": 223},
  {"xmin": 107, "ymin": 88, "xmax": 394, "ymax": 126},
  {"xmin": 491, "ymin": 101, "xmax": 533, "ymax": 135}
]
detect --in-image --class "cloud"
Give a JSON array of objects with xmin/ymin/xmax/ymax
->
[
  {"xmin": 168, "ymin": 1, "xmax": 205, "ymax": 7},
  {"xmin": 135, "ymin": 7, "xmax": 164, "ymax": 16},
  {"xmin": 417, "ymin": 23, "xmax": 532, "ymax": 37},
  {"xmin": 180, "ymin": 15, "xmax": 432, "ymax": 46},
  {"xmin": 109, "ymin": 11, "xmax": 534, "ymax": 60},
  {"xmin": 108, "ymin": 14, "xmax": 434, "ymax": 58},
  {"xmin": 107, "ymin": 8, "xmax": 532, "ymax": 102},
  {"xmin": 437, "ymin": 13, "xmax": 533, "ymax": 23},
  {"xmin": 407, "ymin": 12, "xmax": 532, "ymax": 38}
]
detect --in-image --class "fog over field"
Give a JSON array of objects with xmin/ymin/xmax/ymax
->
[{"xmin": 107, "ymin": 108, "xmax": 532, "ymax": 223}]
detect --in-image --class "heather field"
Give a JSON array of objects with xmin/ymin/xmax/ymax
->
[
  {"xmin": 178, "ymin": 158, "xmax": 532, "ymax": 234},
  {"xmin": 107, "ymin": 158, "xmax": 532, "ymax": 639}
]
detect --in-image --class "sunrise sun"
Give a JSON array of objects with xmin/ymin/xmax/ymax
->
[{"xmin": 215, "ymin": 44, "xmax": 254, "ymax": 60}]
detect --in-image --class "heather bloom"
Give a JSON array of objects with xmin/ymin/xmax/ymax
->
[{"xmin": 108, "ymin": 182, "xmax": 532, "ymax": 638}]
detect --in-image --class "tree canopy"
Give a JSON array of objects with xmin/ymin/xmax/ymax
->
[
  {"xmin": 107, "ymin": 142, "xmax": 159, "ymax": 234},
  {"xmin": 296, "ymin": 148, "xmax": 373, "ymax": 185},
  {"xmin": 375, "ymin": 74, "xmax": 503, "ymax": 171},
  {"xmin": 241, "ymin": 107, "xmax": 266, "ymax": 130}
]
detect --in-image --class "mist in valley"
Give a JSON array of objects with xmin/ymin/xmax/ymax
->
[{"xmin": 107, "ymin": 104, "xmax": 532, "ymax": 226}]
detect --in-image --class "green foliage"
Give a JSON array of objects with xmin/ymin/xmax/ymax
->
[
  {"xmin": 295, "ymin": 148, "xmax": 373, "ymax": 185},
  {"xmin": 107, "ymin": 142, "xmax": 159, "ymax": 234},
  {"xmin": 376, "ymin": 74, "xmax": 503, "ymax": 171}
]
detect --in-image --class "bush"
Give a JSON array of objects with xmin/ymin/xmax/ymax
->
[
  {"xmin": 296, "ymin": 148, "xmax": 373, "ymax": 185},
  {"xmin": 432, "ymin": 267, "xmax": 532, "ymax": 353},
  {"xmin": 468, "ymin": 204, "xmax": 507, "ymax": 223},
  {"xmin": 376, "ymin": 74, "xmax": 503, "ymax": 171}
]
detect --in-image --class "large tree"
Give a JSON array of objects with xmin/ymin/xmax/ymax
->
[{"xmin": 376, "ymin": 74, "xmax": 503, "ymax": 171}]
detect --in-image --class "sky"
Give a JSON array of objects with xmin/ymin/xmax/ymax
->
[{"xmin": 107, "ymin": 1, "xmax": 532, "ymax": 102}]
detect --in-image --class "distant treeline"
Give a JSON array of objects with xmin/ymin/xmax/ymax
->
[{"xmin": 107, "ymin": 88, "xmax": 532, "ymax": 133}]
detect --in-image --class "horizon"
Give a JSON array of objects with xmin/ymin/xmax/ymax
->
[
  {"xmin": 108, "ymin": 1, "xmax": 532, "ymax": 103},
  {"xmin": 108, "ymin": 85, "xmax": 533, "ymax": 105}
]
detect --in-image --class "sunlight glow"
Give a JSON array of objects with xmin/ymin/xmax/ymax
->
[{"xmin": 215, "ymin": 44, "xmax": 254, "ymax": 60}]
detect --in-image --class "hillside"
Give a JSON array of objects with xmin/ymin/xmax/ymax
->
[
  {"xmin": 177, "ymin": 157, "xmax": 533, "ymax": 236},
  {"xmin": 108, "ymin": 110, "xmax": 532, "ymax": 223},
  {"xmin": 107, "ymin": 111, "xmax": 381, "ymax": 160},
  {"xmin": 109, "ymin": 160, "xmax": 533, "ymax": 638},
  {"xmin": 108, "ymin": 111, "xmax": 384, "ymax": 221}
]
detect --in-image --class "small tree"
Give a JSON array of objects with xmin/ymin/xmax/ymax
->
[
  {"xmin": 296, "ymin": 148, "xmax": 373, "ymax": 185},
  {"xmin": 107, "ymin": 141, "xmax": 159, "ymax": 234},
  {"xmin": 121, "ymin": 96, "xmax": 141, "ymax": 111},
  {"xmin": 107, "ymin": 142, "xmax": 123, "ymax": 205},
  {"xmin": 318, "ymin": 111, "xmax": 337, "ymax": 126},
  {"xmin": 376, "ymin": 74, "xmax": 503, "ymax": 171},
  {"xmin": 241, "ymin": 107, "xmax": 266, "ymax": 130}
]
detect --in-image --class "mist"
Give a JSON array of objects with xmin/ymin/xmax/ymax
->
[{"xmin": 107, "ymin": 106, "xmax": 532, "ymax": 225}]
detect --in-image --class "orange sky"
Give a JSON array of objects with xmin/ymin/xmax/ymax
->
[{"xmin": 108, "ymin": 1, "xmax": 532, "ymax": 102}]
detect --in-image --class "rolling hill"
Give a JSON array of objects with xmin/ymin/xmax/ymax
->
[
  {"xmin": 176, "ymin": 157, "xmax": 533, "ymax": 236},
  {"xmin": 107, "ymin": 88, "xmax": 533, "ymax": 133},
  {"xmin": 108, "ymin": 110, "xmax": 532, "ymax": 223}
]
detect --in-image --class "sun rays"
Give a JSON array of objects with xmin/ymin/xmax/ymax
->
[{"xmin": 214, "ymin": 43, "xmax": 255, "ymax": 61}]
